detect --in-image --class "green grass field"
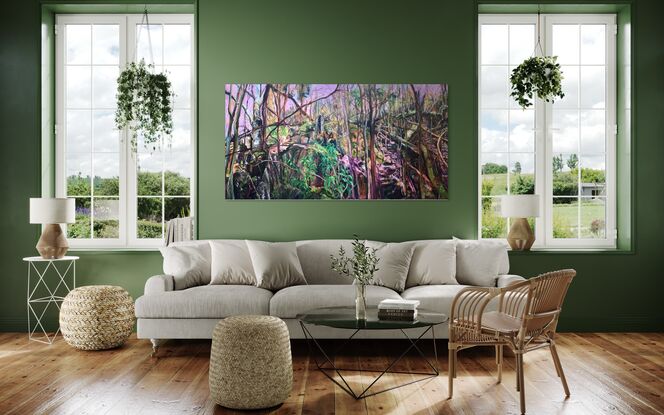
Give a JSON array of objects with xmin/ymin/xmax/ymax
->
[
  {"xmin": 553, "ymin": 199, "xmax": 605, "ymax": 238},
  {"xmin": 482, "ymin": 173, "xmax": 534, "ymax": 195}
]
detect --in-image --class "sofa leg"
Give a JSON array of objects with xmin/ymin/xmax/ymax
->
[{"xmin": 150, "ymin": 339, "xmax": 164, "ymax": 357}]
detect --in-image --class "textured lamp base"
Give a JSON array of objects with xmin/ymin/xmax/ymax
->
[
  {"xmin": 36, "ymin": 223, "xmax": 69, "ymax": 259},
  {"xmin": 507, "ymin": 218, "xmax": 535, "ymax": 251}
]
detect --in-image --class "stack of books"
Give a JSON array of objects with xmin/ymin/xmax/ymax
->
[{"xmin": 377, "ymin": 299, "xmax": 420, "ymax": 321}]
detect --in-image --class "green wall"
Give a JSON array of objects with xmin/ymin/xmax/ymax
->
[{"xmin": 1, "ymin": 0, "xmax": 663, "ymax": 332}]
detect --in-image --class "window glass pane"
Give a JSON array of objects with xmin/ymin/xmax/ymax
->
[
  {"xmin": 165, "ymin": 169, "xmax": 190, "ymax": 196},
  {"xmin": 93, "ymin": 110, "xmax": 119, "ymax": 152},
  {"xmin": 165, "ymin": 197, "xmax": 190, "ymax": 221},
  {"xmin": 552, "ymin": 24, "xmax": 579, "ymax": 65},
  {"xmin": 553, "ymin": 154, "xmax": 578, "ymax": 196},
  {"xmin": 136, "ymin": 24, "xmax": 163, "ymax": 65},
  {"xmin": 137, "ymin": 153, "xmax": 163, "ymax": 196},
  {"xmin": 580, "ymin": 25, "xmax": 605, "ymax": 65},
  {"xmin": 553, "ymin": 66, "xmax": 579, "ymax": 109},
  {"xmin": 480, "ymin": 110, "xmax": 508, "ymax": 152},
  {"xmin": 580, "ymin": 155, "xmax": 605, "ymax": 196},
  {"xmin": 480, "ymin": 66, "xmax": 509, "ymax": 108},
  {"xmin": 580, "ymin": 66, "xmax": 605, "ymax": 109},
  {"xmin": 66, "ymin": 25, "xmax": 91, "ymax": 64},
  {"xmin": 481, "ymin": 153, "xmax": 508, "ymax": 196},
  {"xmin": 481, "ymin": 197, "xmax": 507, "ymax": 238},
  {"xmin": 509, "ymin": 153, "xmax": 535, "ymax": 195},
  {"xmin": 164, "ymin": 25, "xmax": 191, "ymax": 64},
  {"xmin": 509, "ymin": 24, "xmax": 534, "ymax": 65},
  {"xmin": 580, "ymin": 197, "xmax": 606, "ymax": 238},
  {"xmin": 553, "ymin": 197, "xmax": 578, "ymax": 238},
  {"xmin": 92, "ymin": 66, "xmax": 118, "ymax": 108},
  {"xmin": 66, "ymin": 153, "xmax": 91, "ymax": 196},
  {"xmin": 66, "ymin": 110, "xmax": 92, "ymax": 152},
  {"xmin": 93, "ymin": 198, "xmax": 119, "ymax": 238},
  {"xmin": 509, "ymin": 109, "xmax": 534, "ymax": 152},
  {"xmin": 552, "ymin": 110, "xmax": 579, "ymax": 153},
  {"xmin": 93, "ymin": 153, "xmax": 119, "ymax": 196},
  {"xmin": 66, "ymin": 66, "xmax": 91, "ymax": 108},
  {"xmin": 137, "ymin": 197, "xmax": 163, "ymax": 238},
  {"xmin": 68, "ymin": 198, "xmax": 91, "ymax": 238},
  {"xmin": 481, "ymin": 25, "xmax": 508, "ymax": 64},
  {"xmin": 165, "ymin": 66, "xmax": 191, "ymax": 108},
  {"xmin": 580, "ymin": 110, "xmax": 605, "ymax": 153},
  {"xmin": 92, "ymin": 25, "xmax": 119, "ymax": 64}
]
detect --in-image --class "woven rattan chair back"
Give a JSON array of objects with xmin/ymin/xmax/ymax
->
[{"xmin": 521, "ymin": 269, "xmax": 576, "ymax": 335}]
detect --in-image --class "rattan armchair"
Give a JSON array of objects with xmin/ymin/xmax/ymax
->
[{"xmin": 448, "ymin": 269, "xmax": 576, "ymax": 414}]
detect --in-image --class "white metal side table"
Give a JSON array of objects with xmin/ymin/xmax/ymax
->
[{"xmin": 23, "ymin": 256, "xmax": 78, "ymax": 344}]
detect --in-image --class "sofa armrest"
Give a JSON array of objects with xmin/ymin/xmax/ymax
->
[
  {"xmin": 496, "ymin": 274, "xmax": 526, "ymax": 288},
  {"xmin": 144, "ymin": 274, "xmax": 175, "ymax": 295}
]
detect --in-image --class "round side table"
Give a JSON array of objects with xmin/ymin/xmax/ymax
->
[{"xmin": 23, "ymin": 256, "xmax": 78, "ymax": 344}]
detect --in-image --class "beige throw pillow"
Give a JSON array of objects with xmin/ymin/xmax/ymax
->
[
  {"xmin": 159, "ymin": 243, "xmax": 211, "ymax": 290},
  {"xmin": 367, "ymin": 241, "xmax": 415, "ymax": 293},
  {"xmin": 405, "ymin": 240, "xmax": 457, "ymax": 288},
  {"xmin": 209, "ymin": 240, "xmax": 256, "ymax": 285},
  {"xmin": 245, "ymin": 240, "xmax": 307, "ymax": 290},
  {"xmin": 454, "ymin": 238, "xmax": 509, "ymax": 287}
]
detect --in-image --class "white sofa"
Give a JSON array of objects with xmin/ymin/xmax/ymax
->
[{"xmin": 135, "ymin": 239, "xmax": 524, "ymax": 346}]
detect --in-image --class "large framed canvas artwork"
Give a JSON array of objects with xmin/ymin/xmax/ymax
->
[{"xmin": 225, "ymin": 84, "xmax": 448, "ymax": 200}]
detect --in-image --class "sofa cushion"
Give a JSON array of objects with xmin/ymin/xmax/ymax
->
[
  {"xmin": 454, "ymin": 238, "xmax": 509, "ymax": 287},
  {"xmin": 296, "ymin": 240, "xmax": 356, "ymax": 285},
  {"xmin": 269, "ymin": 285, "xmax": 401, "ymax": 318},
  {"xmin": 400, "ymin": 285, "xmax": 471, "ymax": 315},
  {"xmin": 405, "ymin": 240, "xmax": 457, "ymax": 288},
  {"xmin": 209, "ymin": 240, "xmax": 256, "ymax": 285},
  {"xmin": 135, "ymin": 285, "xmax": 272, "ymax": 318},
  {"xmin": 367, "ymin": 241, "xmax": 415, "ymax": 292},
  {"xmin": 160, "ymin": 243, "xmax": 211, "ymax": 290},
  {"xmin": 246, "ymin": 240, "xmax": 307, "ymax": 290}
]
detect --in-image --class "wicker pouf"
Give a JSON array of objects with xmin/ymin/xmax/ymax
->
[
  {"xmin": 209, "ymin": 315, "xmax": 293, "ymax": 410},
  {"xmin": 59, "ymin": 285, "xmax": 134, "ymax": 350}
]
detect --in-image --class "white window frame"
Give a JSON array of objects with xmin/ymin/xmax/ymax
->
[
  {"xmin": 55, "ymin": 14, "xmax": 196, "ymax": 249},
  {"xmin": 478, "ymin": 14, "xmax": 617, "ymax": 249}
]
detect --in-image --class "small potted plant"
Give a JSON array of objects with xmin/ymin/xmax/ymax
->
[
  {"xmin": 510, "ymin": 56, "xmax": 565, "ymax": 109},
  {"xmin": 330, "ymin": 236, "xmax": 380, "ymax": 321},
  {"xmin": 115, "ymin": 59, "xmax": 174, "ymax": 152}
]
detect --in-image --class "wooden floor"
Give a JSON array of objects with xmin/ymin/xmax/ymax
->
[{"xmin": 0, "ymin": 333, "xmax": 663, "ymax": 415}]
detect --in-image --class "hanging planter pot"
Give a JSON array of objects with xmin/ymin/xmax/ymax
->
[
  {"xmin": 115, "ymin": 60, "xmax": 174, "ymax": 151},
  {"xmin": 115, "ymin": 8, "xmax": 174, "ymax": 152},
  {"xmin": 510, "ymin": 56, "xmax": 564, "ymax": 109}
]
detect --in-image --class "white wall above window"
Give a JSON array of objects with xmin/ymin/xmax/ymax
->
[
  {"xmin": 55, "ymin": 14, "xmax": 195, "ymax": 249},
  {"xmin": 478, "ymin": 14, "xmax": 616, "ymax": 249}
]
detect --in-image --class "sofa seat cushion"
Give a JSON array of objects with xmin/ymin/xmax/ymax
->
[
  {"xmin": 135, "ymin": 285, "xmax": 273, "ymax": 319},
  {"xmin": 400, "ymin": 285, "xmax": 472, "ymax": 315},
  {"xmin": 269, "ymin": 285, "xmax": 402, "ymax": 318}
]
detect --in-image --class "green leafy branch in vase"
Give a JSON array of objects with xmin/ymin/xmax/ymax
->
[{"xmin": 330, "ymin": 235, "xmax": 380, "ymax": 285}]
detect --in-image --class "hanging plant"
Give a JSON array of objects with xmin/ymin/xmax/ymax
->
[
  {"xmin": 510, "ymin": 56, "xmax": 565, "ymax": 109},
  {"xmin": 115, "ymin": 59, "xmax": 174, "ymax": 152}
]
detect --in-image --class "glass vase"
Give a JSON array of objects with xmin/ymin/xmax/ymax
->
[{"xmin": 355, "ymin": 284, "xmax": 367, "ymax": 321}]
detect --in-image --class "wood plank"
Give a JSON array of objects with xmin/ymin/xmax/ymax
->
[{"xmin": 0, "ymin": 333, "xmax": 663, "ymax": 414}]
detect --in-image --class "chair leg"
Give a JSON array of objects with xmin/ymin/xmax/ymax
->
[
  {"xmin": 453, "ymin": 350, "xmax": 458, "ymax": 378},
  {"xmin": 495, "ymin": 345, "xmax": 503, "ymax": 384},
  {"xmin": 448, "ymin": 347, "xmax": 455, "ymax": 399},
  {"xmin": 517, "ymin": 352, "xmax": 526, "ymax": 415},
  {"xmin": 515, "ymin": 352, "xmax": 520, "ymax": 392},
  {"xmin": 550, "ymin": 341, "xmax": 570, "ymax": 397}
]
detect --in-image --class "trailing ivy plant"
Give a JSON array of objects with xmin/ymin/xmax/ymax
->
[
  {"xmin": 510, "ymin": 56, "xmax": 565, "ymax": 109},
  {"xmin": 115, "ymin": 59, "xmax": 174, "ymax": 152}
]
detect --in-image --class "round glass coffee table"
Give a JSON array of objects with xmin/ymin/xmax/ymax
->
[{"xmin": 297, "ymin": 306, "xmax": 448, "ymax": 399}]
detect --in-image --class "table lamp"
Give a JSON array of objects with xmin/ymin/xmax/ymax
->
[
  {"xmin": 500, "ymin": 194, "xmax": 540, "ymax": 251},
  {"xmin": 29, "ymin": 198, "xmax": 75, "ymax": 259}
]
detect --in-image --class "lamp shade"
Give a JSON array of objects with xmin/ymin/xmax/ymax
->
[
  {"xmin": 29, "ymin": 198, "xmax": 75, "ymax": 224},
  {"xmin": 500, "ymin": 194, "xmax": 540, "ymax": 218}
]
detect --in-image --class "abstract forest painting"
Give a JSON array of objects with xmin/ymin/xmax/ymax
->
[{"xmin": 225, "ymin": 84, "xmax": 448, "ymax": 200}]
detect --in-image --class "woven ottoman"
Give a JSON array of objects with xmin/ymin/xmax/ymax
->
[
  {"xmin": 59, "ymin": 285, "xmax": 134, "ymax": 350},
  {"xmin": 209, "ymin": 315, "xmax": 293, "ymax": 409}
]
